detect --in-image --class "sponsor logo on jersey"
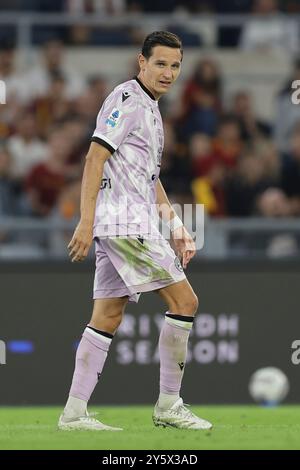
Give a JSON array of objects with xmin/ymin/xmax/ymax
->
[
  {"xmin": 105, "ymin": 108, "xmax": 123, "ymax": 128},
  {"xmin": 100, "ymin": 178, "xmax": 112, "ymax": 190}
]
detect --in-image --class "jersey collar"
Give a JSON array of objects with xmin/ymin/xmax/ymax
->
[{"xmin": 134, "ymin": 76, "xmax": 157, "ymax": 102}]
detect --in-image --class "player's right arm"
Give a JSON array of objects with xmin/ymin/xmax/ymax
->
[
  {"xmin": 68, "ymin": 86, "xmax": 138, "ymax": 262},
  {"xmin": 68, "ymin": 142, "xmax": 111, "ymax": 262}
]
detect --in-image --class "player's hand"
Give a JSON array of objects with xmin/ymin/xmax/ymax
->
[
  {"xmin": 172, "ymin": 226, "xmax": 196, "ymax": 269},
  {"xmin": 68, "ymin": 221, "xmax": 93, "ymax": 262}
]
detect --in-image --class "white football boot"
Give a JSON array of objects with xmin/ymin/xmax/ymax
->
[
  {"xmin": 58, "ymin": 411, "xmax": 123, "ymax": 431},
  {"xmin": 153, "ymin": 398, "xmax": 212, "ymax": 430}
]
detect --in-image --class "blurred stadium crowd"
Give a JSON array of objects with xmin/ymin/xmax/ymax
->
[
  {"xmin": 1, "ymin": 0, "xmax": 300, "ymax": 234},
  {"xmin": 1, "ymin": 0, "xmax": 300, "ymax": 47},
  {"xmin": 1, "ymin": 0, "xmax": 300, "ymax": 14}
]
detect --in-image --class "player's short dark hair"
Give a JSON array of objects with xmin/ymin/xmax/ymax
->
[{"xmin": 142, "ymin": 31, "xmax": 183, "ymax": 60}]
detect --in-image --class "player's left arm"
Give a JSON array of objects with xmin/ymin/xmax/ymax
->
[{"xmin": 156, "ymin": 178, "xmax": 196, "ymax": 268}]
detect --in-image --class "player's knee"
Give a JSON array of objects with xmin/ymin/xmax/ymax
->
[
  {"xmin": 91, "ymin": 307, "xmax": 123, "ymax": 332},
  {"xmin": 104, "ymin": 309, "xmax": 123, "ymax": 325},
  {"xmin": 186, "ymin": 293, "xmax": 199, "ymax": 316},
  {"xmin": 180, "ymin": 293, "xmax": 198, "ymax": 316},
  {"xmin": 170, "ymin": 292, "xmax": 199, "ymax": 316}
]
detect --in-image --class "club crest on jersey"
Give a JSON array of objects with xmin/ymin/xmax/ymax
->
[
  {"xmin": 174, "ymin": 257, "xmax": 183, "ymax": 272},
  {"xmin": 105, "ymin": 108, "xmax": 122, "ymax": 128}
]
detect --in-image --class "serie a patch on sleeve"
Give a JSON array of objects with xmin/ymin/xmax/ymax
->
[{"xmin": 105, "ymin": 108, "xmax": 123, "ymax": 128}]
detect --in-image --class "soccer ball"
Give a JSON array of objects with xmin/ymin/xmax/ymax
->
[{"xmin": 248, "ymin": 367, "xmax": 289, "ymax": 406}]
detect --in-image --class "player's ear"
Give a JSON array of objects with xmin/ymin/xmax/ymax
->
[{"xmin": 138, "ymin": 53, "xmax": 146, "ymax": 71}]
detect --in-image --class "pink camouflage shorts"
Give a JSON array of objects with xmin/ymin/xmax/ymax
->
[{"xmin": 93, "ymin": 236, "xmax": 186, "ymax": 303}]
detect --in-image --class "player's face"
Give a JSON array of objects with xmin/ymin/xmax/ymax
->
[{"xmin": 139, "ymin": 46, "xmax": 182, "ymax": 99}]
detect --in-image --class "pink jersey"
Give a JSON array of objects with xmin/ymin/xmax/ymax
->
[{"xmin": 91, "ymin": 77, "xmax": 164, "ymax": 238}]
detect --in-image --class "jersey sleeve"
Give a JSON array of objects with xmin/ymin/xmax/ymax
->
[{"xmin": 91, "ymin": 89, "xmax": 138, "ymax": 154}]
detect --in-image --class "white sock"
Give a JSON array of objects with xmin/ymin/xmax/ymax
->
[
  {"xmin": 158, "ymin": 392, "xmax": 180, "ymax": 410},
  {"xmin": 64, "ymin": 396, "xmax": 87, "ymax": 418}
]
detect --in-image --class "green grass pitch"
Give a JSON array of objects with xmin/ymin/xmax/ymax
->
[{"xmin": 0, "ymin": 405, "xmax": 300, "ymax": 450}]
